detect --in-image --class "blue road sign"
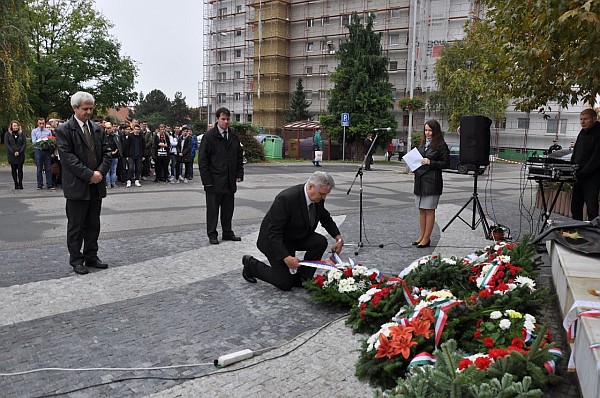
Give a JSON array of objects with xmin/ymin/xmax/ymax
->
[{"xmin": 341, "ymin": 113, "xmax": 350, "ymax": 127}]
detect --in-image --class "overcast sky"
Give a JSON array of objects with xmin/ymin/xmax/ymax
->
[{"xmin": 94, "ymin": 0, "xmax": 204, "ymax": 107}]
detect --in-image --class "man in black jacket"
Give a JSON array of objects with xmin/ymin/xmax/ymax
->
[
  {"xmin": 571, "ymin": 109, "xmax": 600, "ymax": 221},
  {"xmin": 198, "ymin": 107, "xmax": 244, "ymax": 244},
  {"xmin": 241, "ymin": 171, "xmax": 344, "ymax": 291},
  {"xmin": 55, "ymin": 91, "xmax": 111, "ymax": 275}
]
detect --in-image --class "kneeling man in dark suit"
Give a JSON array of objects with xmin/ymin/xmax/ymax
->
[{"xmin": 242, "ymin": 171, "xmax": 344, "ymax": 291}]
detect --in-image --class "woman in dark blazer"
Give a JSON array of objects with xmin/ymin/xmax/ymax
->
[
  {"xmin": 413, "ymin": 119, "xmax": 450, "ymax": 248},
  {"xmin": 4, "ymin": 120, "xmax": 27, "ymax": 189}
]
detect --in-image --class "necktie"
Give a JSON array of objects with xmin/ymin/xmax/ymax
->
[
  {"xmin": 309, "ymin": 203, "xmax": 316, "ymax": 228},
  {"xmin": 83, "ymin": 122, "xmax": 97, "ymax": 168},
  {"xmin": 223, "ymin": 130, "xmax": 228, "ymax": 141}
]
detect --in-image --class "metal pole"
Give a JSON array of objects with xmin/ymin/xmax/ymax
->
[
  {"xmin": 342, "ymin": 126, "xmax": 346, "ymax": 161},
  {"xmin": 407, "ymin": 0, "xmax": 418, "ymax": 159}
]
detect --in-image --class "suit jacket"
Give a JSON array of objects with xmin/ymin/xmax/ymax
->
[
  {"xmin": 257, "ymin": 184, "xmax": 341, "ymax": 261},
  {"xmin": 4, "ymin": 131, "xmax": 27, "ymax": 165},
  {"xmin": 198, "ymin": 126, "xmax": 244, "ymax": 194},
  {"xmin": 177, "ymin": 134, "xmax": 193, "ymax": 162},
  {"xmin": 413, "ymin": 142, "xmax": 450, "ymax": 196},
  {"xmin": 55, "ymin": 117, "xmax": 111, "ymax": 200}
]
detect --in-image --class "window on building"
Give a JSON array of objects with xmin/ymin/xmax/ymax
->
[
  {"xmin": 390, "ymin": 9, "xmax": 402, "ymax": 18},
  {"xmin": 234, "ymin": 92, "xmax": 241, "ymax": 101},
  {"xmin": 306, "ymin": 18, "xmax": 314, "ymax": 28},
  {"xmin": 322, "ymin": 17, "xmax": 329, "ymax": 26},
  {"xmin": 546, "ymin": 118, "xmax": 567, "ymax": 135},
  {"xmin": 217, "ymin": 93, "xmax": 226, "ymax": 103},
  {"xmin": 235, "ymin": 49, "xmax": 242, "ymax": 58},
  {"xmin": 234, "ymin": 71, "xmax": 241, "ymax": 79},
  {"xmin": 305, "ymin": 66, "xmax": 313, "ymax": 75},
  {"xmin": 235, "ymin": 29, "xmax": 242, "ymax": 37},
  {"xmin": 389, "ymin": 61, "xmax": 398, "ymax": 71},
  {"xmin": 319, "ymin": 64, "xmax": 328, "ymax": 75},
  {"xmin": 517, "ymin": 118, "xmax": 530, "ymax": 129},
  {"xmin": 236, "ymin": 5, "xmax": 242, "ymax": 13},
  {"xmin": 495, "ymin": 118, "xmax": 506, "ymax": 130},
  {"xmin": 305, "ymin": 90, "xmax": 313, "ymax": 99},
  {"xmin": 306, "ymin": 42, "xmax": 314, "ymax": 52},
  {"xmin": 246, "ymin": 92, "xmax": 253, "ymax": 101},
  {"xmin": 403, "ymin": 114, "xmax": 409, "ymax": 126},
  {"xmin": 217, "ymin": 72, "xmax": 226, "ymax": 83},
  {"xmin": 218, "ymin": 51, "xmax": 227, "ymax": 62},
  {"xmin": 247, "ymin": 114, "xmax": 252, "ymax": 123},
  {"xmin": 389, "ymin": 33, "xmax": 400, "ymax": 46},
  {"xmin": 341, "ymin": 14, "xmax": 351, "ymax": 26},
  {"xmin": 319, "ymin": 90, "xmax": 327, "ymax": 100},
  {"xmin": 235, "ymin": 114, "xmax": 241, "ymax": 122},
  {"xmin": 217, "ymin": 7, "xmax": 227, "ymax": 19}
]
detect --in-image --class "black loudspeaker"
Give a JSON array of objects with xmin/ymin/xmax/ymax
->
[{"xmin": 459, "ymin": 115, "xmax": 492, "ymax": 166}]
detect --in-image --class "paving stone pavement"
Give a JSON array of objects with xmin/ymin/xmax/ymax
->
[{"xmin": 0, "ymin": 163, "xmax": 581, "ymax": 397}]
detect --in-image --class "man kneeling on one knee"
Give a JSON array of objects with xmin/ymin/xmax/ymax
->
[{"xmin": 242, "ymin": 171, "xmax": 344, "ymax": 291}]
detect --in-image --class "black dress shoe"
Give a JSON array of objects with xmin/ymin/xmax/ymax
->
[
  {"xmin": 222, "ymin": 235, "xmax": 241, "ymax": 241},
  {"xmin": 87, "ymin": 260, "xmax": 109, "ymax": 269},
  {"xmin": 209, "ymin": 238, "xmax": 219, "ymax": 245},
  {"xmin": 72, "ymin": 264, "xmax": 89, "ymax": 275},
  {"xmin": 417, "ymin": 241, "xmax": 431, "ymax": 248},
  {"xmin": 412, "ymin": 241, "xmax": 420, "ymax": 246},
  {"xmin": 242, "ymin": 255, "xmax": 257, "ymax": 283}
]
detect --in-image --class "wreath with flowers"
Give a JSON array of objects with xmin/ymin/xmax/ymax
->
[{"xmin": 304, "ymin": 236, "xmax": 562, "ymax": 395}]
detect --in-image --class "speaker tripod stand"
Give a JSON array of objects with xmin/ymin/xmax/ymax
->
[{"xmin": 442, "ymin": 171, "xmax": 491, "ymax": 239}]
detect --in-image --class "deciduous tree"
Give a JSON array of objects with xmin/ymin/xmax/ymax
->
[{"xmin": 27, "ymin": 0, "xmax": 137, "ymax": 118}]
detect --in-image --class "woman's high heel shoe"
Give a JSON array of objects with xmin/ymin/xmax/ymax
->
[
  {"xmin": 412, "ymin": 241, "xmax": 420, "ymax": 246},
  {"xmin": 416, "ymin": 241, "xmax": 430, "ymax": 248}
]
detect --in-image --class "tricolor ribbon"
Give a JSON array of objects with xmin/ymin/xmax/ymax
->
[
  {"xmin": 565, "ymin": 310, "xmax": 600, "ymax": 342},
  {"xmin": 477, "ymin": 264, "xmax": 499, "ymax": 289},
  {"xmin": 408, "ymin": 352, "xmax": 436, "ymax": 368},
  {"xmin": 548, "ymin": 347, "xmax": 563, "ymax": 358},
  {"xmin": 544, "ymin": 359, "xmax": 556, "ymax": 374},
  {"xmin": 522, "ymin": 328, "xmax": 535, "ymax": 344},
  {"xmin": 400, "ymin": 279, "xmax": 419, "ymax": 305},
  {"xmin": 298, "ymin": 260, "xmax": 340, "ymax": 270},
  {"xmin": 434, "ymin": 307, "xmax": 448, "ymax": 347},
  {"xmin": 590, "ymin": 342, "xmax": 600, "ymax": 350}
]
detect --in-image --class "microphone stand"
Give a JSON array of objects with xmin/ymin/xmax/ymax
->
[{"xmin": 346, "ymin": 133, "xmax": 379, "ymax": 255}]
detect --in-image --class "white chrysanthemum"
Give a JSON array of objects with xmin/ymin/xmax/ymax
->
[
  {"xmin": 524, "ymin": 314, "xmax": 536, "ymax": 324},
  {"xmin": 499, "ymin": 319, "xmax": 511, "ymax": 330},
  {"xmin": 498, "ymin": 255, "xmax": 511, "ymax": 263},
  {"xmin": 490, "ymin": 311, "xmax": 502, "ymax": 320},
  {"xmin": 507, "ymin": 283, "xmax": 517, "ymax": 291},
  {"xmin": 481, "ymin": 264, "xmax": 493, "ymax": 274},
  {"xmin": 338, "ymin": 278, "xmax": 357, "ymax": 293},
  {"xmin": 426, "ymin": 289, "xmax": 455, "ymax": 301},
  {"xmin": 515, "ymin": 276, "xmax": 536, "ymax": 291},
  {"xmin": 420, "ymin": 289, "xmax": 429, "ymax": 297},
  {"xmin": 352, "ymin": 265, "xmax": 369, "ymax": 276},
  {"xmin": 327, "ymin": 270, "xmax": 343, "ymax": 282},
  {"xmin": 524, "ymin": 320, "xmax": 536, "ymax": 332},
  {"xmin": 442, "ymin": 257, "xmax": 457, "ymax": 265}
]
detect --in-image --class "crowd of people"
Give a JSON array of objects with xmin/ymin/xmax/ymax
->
[{"xmin": 4, "ymin": 116, "xmax": 207, "ymax": 191}]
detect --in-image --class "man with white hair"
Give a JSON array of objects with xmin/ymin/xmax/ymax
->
[
  {"xmin": 55, "ymin": 91, "xmax": 111, "ymax": 275},
  {"xmin": 241, "ymin": 171, "xmax": 344, "ymax": 291}
]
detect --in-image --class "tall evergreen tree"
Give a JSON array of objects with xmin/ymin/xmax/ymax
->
[
  {"xmin": 321, "ymin": 12, "xmax": 397, "ymax": 145},
  {"xmin": 285, "ymin": 78, "xmax": 311, "ymax": 123},
  {"xmin": 168, "ymin": 91, "xmax": 191, "ymax": 126},
  {"xmin": 0, "ymin": 0, "xmax": 32, "ymax": 131}
]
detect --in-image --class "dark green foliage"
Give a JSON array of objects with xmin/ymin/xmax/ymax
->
[
  {"xmin": 403, "ymin": 257, "xmax": 473, "ymax": 297},
  {"xmin": 346, "ymin": 285, "xmax": 406, "ymax": 334},
  {"xmin": 321, "ymin": 12, "xmax": 397, "ymax": 146},
  {"xmin": 230, "ymin": 122, "xmax": 265, "ymax": 163},
  {"xmin": 285, "ymin": 78, "xmax": 311, "ymax": 123},
  {"xmin": 303, "ymin": 280, "xmax": 360, "ymax": 308}
]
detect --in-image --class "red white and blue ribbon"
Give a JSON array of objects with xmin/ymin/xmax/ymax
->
[
  {"xmin": 566, "ymin": 310, "xmax": 600, "ymax": 341},
  {"xmin": 299, "ymin": 260, "xmax": 341, "ymax": 270},
  {"xmin": 408, "ymin": 352, "xmax": 436, "ymax": 368},
  {"xmin": 544, "ymin": 360, "xmax": 556, "ymax": 375}
]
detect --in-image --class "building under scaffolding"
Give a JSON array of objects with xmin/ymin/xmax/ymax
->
[{"xmin": 201, "ymin": 0, "xmax": 480, "ymax": 133}]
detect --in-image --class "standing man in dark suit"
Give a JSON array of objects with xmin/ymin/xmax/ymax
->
[
  {"xmin": 55, "ymin": 91, "xmax": 111, "ymax": 275},
  {"xmin": 241, "ymin": 171, "xmax": 344, "ymax": 291},
  {"xmin": 571, "ymin": 108, "xmax": 600, "ymax": 221},
  {"xmin": 198, "ymin": 107, "xmax": 244, "ymax": 245}
]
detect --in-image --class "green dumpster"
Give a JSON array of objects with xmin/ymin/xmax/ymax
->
[{"xmin": 263, "ymin": 137, "xmax": 283, "ymax": 159}]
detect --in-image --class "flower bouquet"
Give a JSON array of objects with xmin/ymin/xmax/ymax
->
[{"xmin": 33, "ymin": 136, "xmax": 57, "ymax": 150}]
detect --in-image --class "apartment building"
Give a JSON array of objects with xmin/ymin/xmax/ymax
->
[{"xmin": 202, "ymin": 0, "xmax": 475, "ymax": 133}]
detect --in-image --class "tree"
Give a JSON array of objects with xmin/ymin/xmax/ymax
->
[
  {"xmin": 322, "ymin": 12, "xmax": 397, "ymax": 147},
  {"xmin": 476, "ymin": 0, "xmax": 600, "ymax": 111},
  {"xmin": 428, "ymin": 34, "xmax": 509, "ymax": 132},
  {"xmin": 285, "ymin": 78, "xmax": 311, "ymax": 123},
  {"xmin": 132, "ymin": 89, "xmax": 171, "ymax": 127},
  {"xmin": 168, "ymin": 91, "xmax": 191, "ymax": 126},
  {"xmin": 0, "ymin": 0, "xmax": 32, "ymax": 131},
  {"xmin": 27, "ymin": 0, "xmax": 137, "ymax": 118}
]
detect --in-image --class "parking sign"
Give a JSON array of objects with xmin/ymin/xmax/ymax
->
[{"xmin": 341, "ymin": 113, "xmax": 350, "ymax": 127}]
